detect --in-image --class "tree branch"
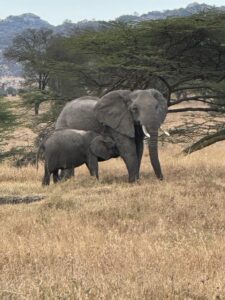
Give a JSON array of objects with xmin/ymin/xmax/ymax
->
[
  {"xmin": 0, "ymin": 195, "xmax": 45, "ymax": 205},
  {"xmin": 172, "ymin": 86, "xmax": 214, "ymax": 92}
]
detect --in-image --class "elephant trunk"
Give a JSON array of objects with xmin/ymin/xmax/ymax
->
[{"xmin": 147, "ymin": 128, "xmax": 163, "ymax": 180}]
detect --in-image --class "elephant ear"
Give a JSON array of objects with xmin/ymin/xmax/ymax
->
[
  {"xmin": 90, "ymin": 136, "xmax": 111, "ymax": 160},
  {"xmin": 94, "ymin": 90, "xmax": 135, "ymax": 138}
]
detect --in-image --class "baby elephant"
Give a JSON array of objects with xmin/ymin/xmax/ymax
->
[{"xmin": 37, "ymin": 129, "xmax": 118, "ymax": 185}]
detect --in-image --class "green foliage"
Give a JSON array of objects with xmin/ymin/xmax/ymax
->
[
  {"xmin": 46, "ymin": 12, "xmax": 225, "ymax": 107},
  {"xmin": 0, "ymin": 97, "xmax": 16, "ymax": 130},
  {"xmin": 0, "ymin": 96, "xmax": 16, "ymax": 147},
  {"xmin": 0, "ymin": 88, "xmax": 7, "ymax": 97},
  {"xmin": 20, "ymin": 88, "xmax": 53, "ymax": 115},
  {"xmin": 5, "ymin": 12, "xmax": 225, "ymax": 109},
  {"xmin": 4, "ymin": 28, "xmax": 53, "ymax": 90},
  {"xmin": 6, "ymin": 86, "xmax": 17, "ymax": 96}
]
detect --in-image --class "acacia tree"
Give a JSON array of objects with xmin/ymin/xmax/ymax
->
[
  {"xmin": 46, "ymin": 34, "xmax": 102, "ymax": 100},
  {"xmin": 47, "ymin": 13, "xmax": 225, "ymax": 105},
  {"xmin": 4, "ymin": 28, "xmax": 54, "ymax": 115},
  {"xmin": 146, "ymin": 12, "xmax": 225, "ymax": 110},
  {"xmin": 20, "ymin": 88, "xmax": 53, "ymax": 115},
  {"xmin": 4, "ymin": 28, "xmax": 53, "ymax": 91}
]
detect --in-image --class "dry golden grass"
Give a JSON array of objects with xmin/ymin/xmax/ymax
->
[{"xmin": 0, "ymin": 143, "xmax": 225, "ymax": 299}]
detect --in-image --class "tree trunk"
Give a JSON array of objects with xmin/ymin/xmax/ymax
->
[{"xmin": 34, "ymin": 102, "xmax": 40, "ymax": 115}]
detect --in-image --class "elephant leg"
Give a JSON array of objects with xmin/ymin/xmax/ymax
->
[
  {"xmin": 135, "ymin": 125, "xmax": 144, "ymax": 179},
  {"xmin": 87, "ymin": 154, "xmax": 99, "ymax": 179},
  {"xmin": 86, "ymin": 162, "xmax": 94, "ymax": 176},
  {"xmin": 112, "ymin": 133, "xmax": 139, "ymax": 182},
  {"xmin": 136, "ymin": 139, "xmax": 144, "ymax": 179},
  {"xmin": 42, "ymin": 164, "xmax": 50, "ymax": 186},
  {"xmin": 60, "ymin": 168, "xmax": 74, "ymax": 181},
  {"xmin": 53, "ymin": 170, "xmax": 60, "ymax": 183}
]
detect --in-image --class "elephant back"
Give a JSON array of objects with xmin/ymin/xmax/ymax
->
[{"xmin": 55, "ymin": 98, "xmax": 102, "ymax": 133}]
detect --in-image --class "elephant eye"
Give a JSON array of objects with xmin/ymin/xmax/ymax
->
[{"xmin": 131, "ymin": 105, "xmax": 138, "ymax": 112}]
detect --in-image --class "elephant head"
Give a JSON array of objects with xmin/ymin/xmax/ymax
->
[
  {"xmin": 94, "ymin": 89, "xmax": 168, "ymax": 179},
  {"xmin": 90, "ymin": 135, "xmax": 118, "ymax": 160}
]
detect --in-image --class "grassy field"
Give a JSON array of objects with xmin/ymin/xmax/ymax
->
[{"xmin": 1, "ymin": 142, "xmax": 225, "ymax": 299}]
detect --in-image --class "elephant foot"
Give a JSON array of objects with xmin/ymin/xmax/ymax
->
[
  {"xmin": 42, "ymin": 179, "xmax": 50, "ymax": 186},
  {"xmin": 53, "ymin": 173, "xmax": 60, "ymax": 184},
  {"xmin": 128, "ymin": 174, "xmax": 139, "ymax": 183},
  {"xmin": 128, "ymin": 179, "xmax": 136, "ymax": 183},
  {"xmin": 157, "ymin": 174, "xmax": 164, "ymax": 180}
]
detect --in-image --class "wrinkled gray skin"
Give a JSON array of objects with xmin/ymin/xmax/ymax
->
[
  {"xmin": 55, "ymin": 89, "xmax": 168, "ymax": 182},
  {"xmin": 37, "ymin": 129, "xmax": 118, "ymax": 185}
]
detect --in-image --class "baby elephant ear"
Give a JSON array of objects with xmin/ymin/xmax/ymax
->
[
  {"xmin": 94, "ymin": 90, "xmax": 135, "ymax": 138},
  {"xmin": 90, "ymin": 136, "xmax": 111, "ymax": 160},
  {"xmin": 103, "ymin": 136, "xmax": 116, "ymax": 149}
]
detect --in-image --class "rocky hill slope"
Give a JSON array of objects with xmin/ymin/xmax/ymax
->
[
  {"xmin": 0, "ymin": 13, "xmax": 52, "ymax": 49},
  {"xmin": 0, "ymin": 14, "xmax": 53, "ymax": 77}
]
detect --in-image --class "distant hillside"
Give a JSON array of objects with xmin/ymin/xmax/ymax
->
[
  {"xmin": 0, "ymin": 14, "xmax": 104, "ymax": 77},
  {"xmin": 117, "ymin": 2, "xmax": 225, "ymax": 22},
  {"xmin": 0, "ymin": 14, "xmax": 53, "ymax": 77},
  {"xmin": 0, "ymin": 13, "xmax": 52, "ymax": 49},
  {"xmin": 1, "ymin": 3, "xmax": 225, "ymax": 78}
]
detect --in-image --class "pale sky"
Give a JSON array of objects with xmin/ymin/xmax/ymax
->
[{"xmin": 0, "ymin": 0, "xmax": 224, "ymax": 25}]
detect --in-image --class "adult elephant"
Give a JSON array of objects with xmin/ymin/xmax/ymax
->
[{"xmin": 55, "ymin": 89, "xmax": 168, "ymax": 182}]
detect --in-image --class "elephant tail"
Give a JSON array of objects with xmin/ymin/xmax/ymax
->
[{"xmin": 36, "ymin": 132, "xmax": 52, "ymax": 171}]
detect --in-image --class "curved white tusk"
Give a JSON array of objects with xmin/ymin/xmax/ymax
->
[
  {"xmin": 160, "ymin": 128, "xmax": 170, "ymax": 136},
  {"xmin": 142, "ymin": 125, "xmax": 150, "ymax": 138}
]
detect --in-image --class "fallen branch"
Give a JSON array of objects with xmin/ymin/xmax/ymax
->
[
  {"xmin": 183, "ymin": 129, "xmax": 225, "ymax": 154},
  {"xmin": 170, "ymin": 95, "xmax": 223, "ymax": 106},
  {"xmin": 0, "ymin": 195, "xmax": 45, "ymax": 205},
  {"xmin": 168, "ymin": 107, "xmax": 225, "ymax": 113}
]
